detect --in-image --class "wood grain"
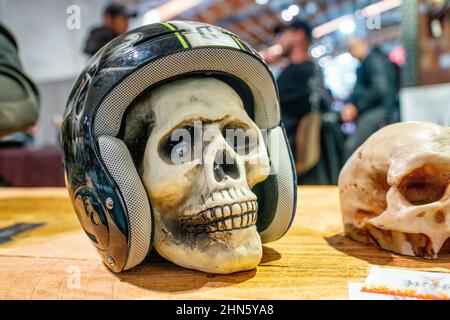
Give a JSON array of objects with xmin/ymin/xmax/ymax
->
[{"xmin": 0, "ymin": 186, "xmax": 449, "ymax": 299}]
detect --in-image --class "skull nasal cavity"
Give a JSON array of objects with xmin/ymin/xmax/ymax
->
[{"xmin": 213, "ymin": 150, "xmax": 240, "ymax": 182}]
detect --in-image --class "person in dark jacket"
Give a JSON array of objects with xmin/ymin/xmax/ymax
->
[
  {"xmin": 0, "ymin": 24, "xmax": 39, "ymax": 138},
  {"xmin": 341, "ymin": 37, "xmax": 399, "ymax": 160},
  {"xmin": 84, "ymin": 3, "xmax": 135, "ymax": 57},
  {"xmin": 262, "ymin": 20, "xmax": 341, "ymax": 185},
  {"xmin": 263, "ymin": 21, "xmax": 326, "ymax": 160}
]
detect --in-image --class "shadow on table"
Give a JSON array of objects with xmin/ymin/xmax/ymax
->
[
  {"xmin": 115, "ymin": 245, "xmax": 281, "ymax": 293},
  {"xmin": 260, "ymin": 245, "xmax": 282, "ymax": 264},
  {"xmin": 325, "ymin": 233, "xmax": 450, "ymax": 267}
]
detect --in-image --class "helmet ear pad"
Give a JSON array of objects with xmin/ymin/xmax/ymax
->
[
  {"xmin": 97, "ymin": 135, "xmax": 153, "ymax": 270},
  {"xmin": 254, "ymin": 126, "xmax": 297, "ymax": 243}
]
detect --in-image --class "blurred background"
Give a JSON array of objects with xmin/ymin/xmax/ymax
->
[{"xmin": 0, "ymin": 0, "xmax": 449, "ymax": 187}]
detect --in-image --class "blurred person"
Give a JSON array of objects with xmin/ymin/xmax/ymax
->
[
  {"xmin": 84, "ymin": 3, "xmax": 135, "ymax": 57},
  {"xmin": 262, "ymin": 20, "xmax": 339, "ymax": 184},
  {"xmin": 0, "ymin": 23, "xmax": 40, "ymax": 139},
  {"xmin": 341, "ymin": 37, "xmax": 399, "ymax": 160},
  {"xmin": 263, "ymin": 20, "xmax": 317, "ymax": 148}
]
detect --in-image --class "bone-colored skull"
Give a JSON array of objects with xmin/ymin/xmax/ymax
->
[
  {"xmin": 124, "ymin": 77, "xmax": 270, "ymax": 273},
  {"xmin": 339, "ymin": 122, "xmax": 450, "ymax": 258}
]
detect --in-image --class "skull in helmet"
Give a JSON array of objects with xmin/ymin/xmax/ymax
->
[{"xmin": 123, "ymin": 77, "xmax": 270, "ymax": 273}]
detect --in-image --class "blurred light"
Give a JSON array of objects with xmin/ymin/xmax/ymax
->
[
  {"xmin": 331, "ymin": 100, "xmax": 345, "ymax": 112},
  {"xmin": 305, "ymin": 2, "xmax": 317, "ymax": 15},
  {"xmin": 281, "ymin": 9, "xmax": 293, "ymax": 22},
  {"xmin": 360, "ymin": 0, "xmax": 402, "ymax": 17},
  {"xmin": 287, "ymin": 4, "xmax": 300, "ymax": 16},
  {"xmin": 143, "ymin": 10, "xmax": 161, "ymax": 24},
  {"xmin": 439, "ymin": 54, "xmax": 450, "ymax": 69},
  {"xmin": 318, "ymin": 56, "xmax": 331, "ymax": 68},
  {"xmin": 341, "ymin": 122, "xmax": 356, "ymax": 134},
  {"xmin": 344, "ymin": 73, "xmax": 357, "ymax": 82},
  {"xmin": 323, "ymin": 54, "xmax": 359, "ymax": 99},
  {"xmin": 339, "ymin": 19, "xmax": 356, "ymax": 34},
  {"xmin": 311, "ymin": 45, "xmax": 326, "ymax": 58},
  {"xmin": 338, "ymin": 52, "xmax": 354, "ymax": 64},
  {"xmin": 313, "ymin": 0, "xmax": 402, "ymax": 39},
  {"xmin": 313, "ymin": 15, "xmax": 352, "ymax": 38},
  {"xmin": 431, "ymin": 19, "xmax": 443, "ymax": 38},
  {"xmin": 143, "ymin": 0, "xmax": 201, "ymax": 24},
  {"xmin": 389, "ymin": 46, "xmax": 405, "ymax": 65},
  {"xmin": 255, "ymin": 0, "xmax": 269, "ymax": 5}
]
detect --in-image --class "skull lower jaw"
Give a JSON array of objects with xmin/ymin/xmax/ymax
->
[{"xmin": 154, "ymin": 225, "xmax": 262, "ymax": 274}]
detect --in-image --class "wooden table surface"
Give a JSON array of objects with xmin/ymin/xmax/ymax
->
[{"xmin": 0, "ymin": 186, "xmax": 449, "ymax": 300}]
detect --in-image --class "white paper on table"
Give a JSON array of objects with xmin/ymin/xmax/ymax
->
[{"xmin": 359, "ymin": 266, "xmax": 450, "ymax": 300}]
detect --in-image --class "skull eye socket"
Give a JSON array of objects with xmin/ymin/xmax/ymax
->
[
  {"xmin": 159, "ymin": 126, "xmax": 196, "ymax": 164},
  {"xmin": 222, "ymin": 125, "xmax": 258, "ymax": 155},
  {"xmin": 398, "ymin": 166, "xmax": 450, "ymax": 205}
]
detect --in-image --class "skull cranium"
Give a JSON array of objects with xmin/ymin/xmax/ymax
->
[
  {"xmin": 339, "ymin": 122, "xmax": 450, "ymax": 258},
  {"xmin": 123, "ymin": 77, "xmax": 270, "ymax": 273}
]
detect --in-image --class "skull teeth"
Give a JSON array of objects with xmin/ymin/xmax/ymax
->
[
  {"xmin": 215, "ymin": 207, "xmax": 223, "ymax": 219},
  {"xmin": 231, "ymin": 203, "xmax": 241, "ymax": 215},
  {"xmin": 233, "ymin": 216, "xmax": 242, "ymax": 227},
  {"xmin": 179, "ymin": 200, "xmax": 258, "ymax": 234},
  {"xmin": 222, "ymin": 206, "xmax": 231, "ymax": 217}
]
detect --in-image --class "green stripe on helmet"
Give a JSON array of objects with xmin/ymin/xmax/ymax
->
[
  {"xmin": 160, "ymin": 21, "xmax": 189, "ymax": 49},
  {"xmin": 229, "ymin": 34, "xmax": 246, "ymax": 51}
]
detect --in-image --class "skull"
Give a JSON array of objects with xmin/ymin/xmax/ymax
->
[
  {"xmin": 339, "ymin": 122, "xmax": 450, "ymax": 259},
  {"xmin": 123, "ymin": 77, "xmax": 270, "ymax": 273}
]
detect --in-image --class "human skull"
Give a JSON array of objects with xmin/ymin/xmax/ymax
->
[
  {"xmin": 123, "ymin": 77, "xmax": 270, "ymax": 273},
  {"xmin": 339, "ymin": 122, "xmax": 450, "ymax": 259}
]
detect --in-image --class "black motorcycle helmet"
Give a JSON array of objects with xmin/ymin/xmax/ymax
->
[{"xmin": 62, "ymin": 21, "xmax": 296, "ymax": 273}]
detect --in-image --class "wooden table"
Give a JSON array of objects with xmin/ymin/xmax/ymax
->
[{"xmin": 0, "ymin": 186, "xmax": 449, "ymax": 300}]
